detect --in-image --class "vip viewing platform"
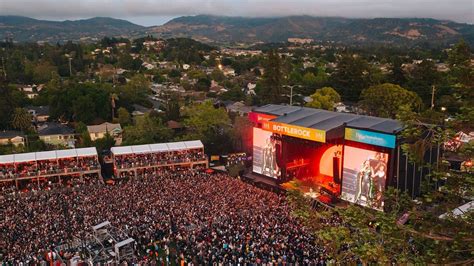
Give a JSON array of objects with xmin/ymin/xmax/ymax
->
[
  {"xmin": 0, "ymin": 147, "xmax": 101, "ymax": 185},
  {"xmin": 111, "ymin": 140, "xmax": 208, "ymax": 178}
]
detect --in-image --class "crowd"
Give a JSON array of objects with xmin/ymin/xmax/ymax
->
[
  {"xmin": 1, "ymin": 169, "xmax": 330, "ymax": 264},
  {"xmin": 0, "ymin": 156, "xmax": 100, "ymax": 180},
  {"xmin": 114, "ymin": 149, "xmax": 206, "ymax": 169}
]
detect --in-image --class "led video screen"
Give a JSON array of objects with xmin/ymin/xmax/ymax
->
[
  {"xmin": 341, "ymin": 146, "xmax": 389, "ymax": 211},
  {"xmin": 252, "ymin": 127, "xmax": 280, "ymax": 179}
]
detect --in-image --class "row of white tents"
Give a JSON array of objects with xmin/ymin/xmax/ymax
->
[
  {"xmin": 0, "ymin": 147, "xmax": 98, "ymax": 164},
  {"xmin": 110, "ymin": 140, "xmax": 204, "ymax": 156}
]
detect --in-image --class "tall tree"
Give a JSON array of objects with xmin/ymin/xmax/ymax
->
[
  {"xmin": 11, "ymin": 108, "xmax": 32, "ymax": 132},
  {"xmin": 331, "ymin": 54, "xmax": 373, "ymax": 101},
  {"xmin": 259, "ymin": 50, "xmax": 285, "ymax": 104}
]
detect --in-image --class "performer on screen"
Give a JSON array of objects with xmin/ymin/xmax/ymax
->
[{"xmin": 355, "ymin": 159, "xmax": 373, "ymax": 204}]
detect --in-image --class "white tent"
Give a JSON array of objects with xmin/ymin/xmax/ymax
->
[
  {"xmin": 167, "ymin": 142, "xmax": 187, "ymax": 151},
  {"xmin": 439, "ymin": 201, "xmax": 474, "ymax": 219},
  {"xmin": 36, "ymin": 151, "xmax": 57, "ymax": 161},
  {"xmin": 14, "ymin": 152, "xmax": 36, "ymax": 163},
  {"xmin": 184, "ymin": 140, "xmax": 204, "ymax": 149},
  {"xmin": 0, "ymin": 154, "xmax": 15, "ymax": 164},
  {"xmin": 111, "ymin": 146, "xmax": 133, "ymax": 156},
  {"xmin": 149, "ymin": 143, "xmax": 169, "ymax": 152},
  {"xmin": 76, "ymin": 147, "xmax": 98, "ymax": 157},
  {"xmin": 56, "ymin": 149, "xmax": 77, "ymax": 159},
  {"xmin": 131, "ymin": 144, "xmax": 151, "ymax": 154}
]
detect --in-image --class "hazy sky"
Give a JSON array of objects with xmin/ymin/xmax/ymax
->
[{"xmin": 1, "ymin": 0, "xmax": 472, "ymax": 26}]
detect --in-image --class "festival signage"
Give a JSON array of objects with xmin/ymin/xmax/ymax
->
[
  {"xmin": 345, "ymin": 128, "xmax": 396, "ymax": 148},
  {"xmin": 261, "ymin": 121, "xmax": 326, "ymax": 143},
  {"xmin": 248, "ymin": 112, "xmax": 277, "ymax": 123}
]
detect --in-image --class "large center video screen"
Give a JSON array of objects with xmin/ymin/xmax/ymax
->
[
  {"xmin": 252, "ymin": 127, "xmax": 280, "ymax": 179},
  {"xmin": 341, "ymin": 146, "xmax": 388, "ymax": 211}
]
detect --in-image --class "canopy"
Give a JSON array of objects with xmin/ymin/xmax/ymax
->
[
  {"xmin": 0, "ymin": 154, "xmax": 15, "ymax": 164},
  {"xmin": 131, "ymin": 144, "xmax": 151, "ymax": 154},
  {"xmin": 56, "ymin": 149, "xmax": 77, "ymax": 159},
  {"xmin": 76, "ymin": 147, "xmax": 98, "ymax": 157},
  {"xmin": 36, "ymin": 151, "xmax": 57, "ymax": 161},
  {"xmin": 14, "ymin": 153, "xmax": 36, "ymax": 163},
  {"xmin": 167, "ymin": 142, "xmax": 187, "ymax": 151},
  {"xmin": 111, "ymin": 146, "xmax": 133, "ymax": 156},
  {"xmin": 0, "ymin": 147, "xmax": 98, "ymax": 164},
  {"xmin": 149, "ymin": 143, "xmax": 169, "ymax": 152},
  {"xmin": 184, "ymin": 140, "xmax": 204, "ymax": 149}
]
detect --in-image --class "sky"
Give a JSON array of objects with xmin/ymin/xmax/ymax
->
[{"xmin": 1, "ymin": 0, "xmax": 472, "ymax": 26}]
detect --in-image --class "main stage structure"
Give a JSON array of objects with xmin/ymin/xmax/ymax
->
[{"xmin": 248, "ymin": 104, "xmax": 441, "ymax": 211}]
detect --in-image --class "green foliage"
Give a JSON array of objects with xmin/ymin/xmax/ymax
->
[
  {"xmin": 258, "ymin": 50, "xmax": 285, "ymax": 104},
  {"xmin": 121, "ymin": 74, "xmax": 150, "ymax": 105},
  {"xmin": 11, "ymin": 108, "xmax": 32, "ymax": 132},
  {"xmin": 0, "ymin": 83, "xmax": 29, "ymax": 130},
  {"xmin": 305, "ymin": 87, "xmax": 341, "ymax": 110},
  {"xmin": 331, "ymin": 54, "xmax": 376, "ymax": 101},
  {"xmin": 162, "ymin": 38, "xmax": 215, "ymax": 64},
  {"xmin": 122, "ymin": 113, "xmax": 172, "ymax": 145},
  {"xmin": 182, "ymin": 101, "xmax": 232, "ymax": 154},
  {"xmin": 117, "ymin": 107, "xmax": 131, "ymax": 126},
  {"xmin": 360, "ymin": 83, "xmax": 423, "ymax": 118},
  {"xmin": 46, "ymin": 81, "xmax": 111, "ymax": 123}
]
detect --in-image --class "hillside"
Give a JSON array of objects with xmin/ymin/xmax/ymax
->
[
  {"xmin": 0, "ymin": 16, "xmax": 145, "ymax": 43},
  {"xmin": 149, "ymin": 15, "xmax": 474, "ymax": 46}
]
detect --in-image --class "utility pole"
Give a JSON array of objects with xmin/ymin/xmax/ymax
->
[
  {"xmin": 431, "ymin": 85, "xmax": 436, "ymax": 110},
  {"xmin": 68, "ymin": 57, "xmax": 73, "ymax": 77}
]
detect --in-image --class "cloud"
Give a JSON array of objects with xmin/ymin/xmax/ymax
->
[{"xmin": 0, "ymin": 0, "xmax": 472, "ymax": 25}]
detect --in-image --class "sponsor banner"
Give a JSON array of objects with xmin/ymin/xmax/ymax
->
[
  {"xmin": 248, "ymin": 112, "xmax": 277, "ymax": 123},
  {"xmin": 345, "ymin": 128, "xmax": 396, "ymax": 148},
  {"xmin": 261, "ymin": 121, "xmax": 326, "ymax": 143}
]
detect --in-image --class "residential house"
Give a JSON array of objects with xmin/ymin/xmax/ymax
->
[
  {"xmin": 37, "ymin": 122, "xmax": 75, "ymax": 148},
  {"xmin": 0, "ymin": 131, "xmax": 25, "ymax": 146},
  {"xmin": 225, "ymin": 101, "xmax": 253, "ymax": 116},
  {"xmin": 27, "ymin": 106, "xmax": 50, "ymax": 123},
  {"xmin": 87, "ymin": 122, "xmax": 123, "ymax": 145}
]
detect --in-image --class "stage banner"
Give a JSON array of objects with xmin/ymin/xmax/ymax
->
[
  {"xmin": 345, "ymin": 128, "xmax": 396, "ymax": 148},
  {"xmin": 261, "ymin": 121, "xmax": 326, "ymax": 143}
]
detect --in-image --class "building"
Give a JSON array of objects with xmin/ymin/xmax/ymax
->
[
  {"xmin": 27, "ymin": 106, "xmax": 50, "ymax": 123},
  {"xmin": 0, "ymin": 131, "xmax": 25, "ymax": 146},
  {"xmin": 87, "ymin": 122, "xmax": 123, "ymax": 145},
  {"xmin": 38, "ymin": 122, "xmax": 75, "ymax": 147},
  {"xmin": 288, "ymin": 38, "xmax": 313, "ymax": 44}
]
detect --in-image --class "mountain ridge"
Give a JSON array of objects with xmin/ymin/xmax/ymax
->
[{"xmin": 1, "ymin": 15, "xmax": 473, "ymax": 46}]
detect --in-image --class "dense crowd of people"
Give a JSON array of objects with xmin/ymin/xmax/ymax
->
[
  {"xmin": 1, "ymin": 169, "xmax": 330, "ymax": 264},
  {"xmin": 0, "ymin": 156, "xmax": 100, "ymax": 180},
  {"xmin": 114, "ymin": 149, "xmax": 206, "ymax": 169}
]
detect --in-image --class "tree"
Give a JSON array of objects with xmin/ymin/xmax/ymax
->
[
  {"xmin": 182, "ymin": 101, "xmax": 232, "ymax": 154},
  {"xmin": 258, "ymin": 50, "xmax": 285, "ymax": 104},
  {"xmin": 405, "ymin": 60, "xmax": 441, "ymax": 105},
  {"xmin": 117, "ymin": 107, "xmax": 131, "ymax": 126},
  {"xmin": 122, "ymin": 74, "xmax": 150, "ymax": 104},
  {"xmin": 122, "ymin": 113, "xmax": 172, "ymax": 145},
  {"xmin": 306, "ymin": 87, "xmax": 341, "ymax": 110},
  {"xmin": 359, "ymin": 83, "xmax": 422, "ymax": 118},
  {"xmin": 331, "ymin": 54, "xmax": 374, "ymax": 101},
  {"xmin": 11, "ymin": 108, "xmax": 32, "ymax": 132}
]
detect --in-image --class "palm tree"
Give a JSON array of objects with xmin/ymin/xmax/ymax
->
[{"xmin": 110, "ymin": 93, "xmax": 119, "ymax": 119}]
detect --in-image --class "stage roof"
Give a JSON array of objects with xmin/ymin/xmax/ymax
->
[{"xmin": 253, "ymin": 104, "xmax": 403, "ymax": 135}]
